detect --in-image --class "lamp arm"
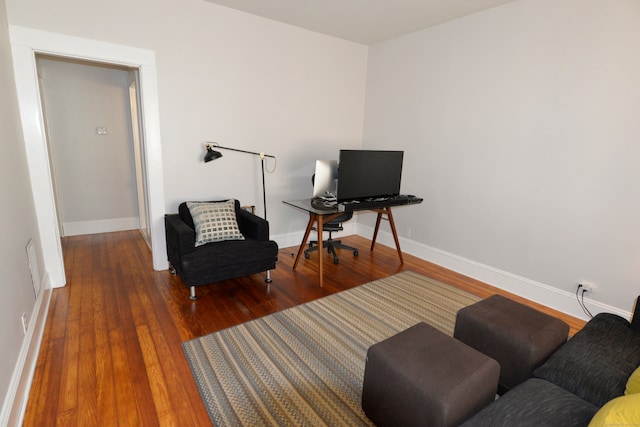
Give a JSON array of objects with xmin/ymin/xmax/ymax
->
[
  {"xmin": 204, "ymin": 142, "xmax": 274, "ymax": 220},
  {"xmin": 206, "ymin": 142, "xmax": 275, "ymax": 159}
]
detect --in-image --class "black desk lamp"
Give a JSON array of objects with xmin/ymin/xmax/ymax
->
[{"xmin": 204, "ymin": 142, "xmax": 276, "ymax": 220}]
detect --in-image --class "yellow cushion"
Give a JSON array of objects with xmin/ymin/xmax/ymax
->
[
  {"xmin": 588, "ymin": 393, "xmax": 640, "ymax": 427},
  {"xmin": 626, "ymin": 366, "xmax": 640, "ymax": 395}
]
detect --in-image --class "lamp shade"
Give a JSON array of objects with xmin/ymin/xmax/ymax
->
[
  {"xmin": 204, "ymin": 146, "xmax": 223, "ymax": 162},
  {"xmin": 202, "ymin": 141, "xmax": 275, "ymax": 220}
]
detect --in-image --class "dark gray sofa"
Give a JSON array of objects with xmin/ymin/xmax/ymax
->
[
  {"xmin": 462, "ymin": 302, "xmax": 640, "ymax": 427},
  {"xmin": 165, "ymin": 200, "xmax": 278, "ymax": 299}
]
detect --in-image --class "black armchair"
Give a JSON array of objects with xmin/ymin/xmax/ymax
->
[{"xmin": 165, "ymin": 199, "xmax": 278, "ymax": 299}]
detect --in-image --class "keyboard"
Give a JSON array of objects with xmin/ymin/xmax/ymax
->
[{"xmin": 340, "ymin": 195, "xmax": 423, "ymax": 211}]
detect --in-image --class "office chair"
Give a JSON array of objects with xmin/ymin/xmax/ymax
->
[{"xmin": 304, "ymin": 175, "xmax": 359, "ymax": 264}]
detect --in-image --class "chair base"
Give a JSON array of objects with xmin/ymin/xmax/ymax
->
[{"xmin": 304, "ymin": 236, "xmax": 358, "ymax": 264}]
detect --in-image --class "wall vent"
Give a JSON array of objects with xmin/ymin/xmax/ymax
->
[{"xmin": 26, "ymin": 239, "xmax": 41, "ymax": 299}]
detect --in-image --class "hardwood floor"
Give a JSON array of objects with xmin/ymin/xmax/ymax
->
[{"xmin": 23, "ymin": 231, "xmax": 585, "ymax": 426}]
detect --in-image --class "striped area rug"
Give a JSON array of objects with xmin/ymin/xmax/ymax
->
[{"xmin": 182, "ymin": 270, "xmax": 481, "ymax": 426}]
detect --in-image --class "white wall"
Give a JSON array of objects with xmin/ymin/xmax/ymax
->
[
  {"xmin": 363, "ymin": 0, "xmax": 640, "ymax": 316},
  {"xmin": 6, "ymin": 0, "xmax": 369, "ymax": 243},
  {"xmin": 7, "ymin": 0, "xmax": 637, "ymax": 321},
  {"xmin": 0, "ymin": 0, "xmax": 48, "ymax": 423},
  {"xmin": 38, "ymin": 57, "xmax": 140, "ymax": 236}
]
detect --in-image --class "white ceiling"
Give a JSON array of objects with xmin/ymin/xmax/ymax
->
[{"xmin": 204, "ymin": 0, "xmax": 517, "ymax": 45}]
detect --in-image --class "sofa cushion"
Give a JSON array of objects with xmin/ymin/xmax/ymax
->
[
  {"xmin": 626, "ymin": 366, "xmax": 640, "ymax": 395},
  {"xmin": 179, "ymin": 239, "xmax": 278, "ymax": 285},
  {"xmin": 533, "ymin": 313, "xmax": 640, "ymax": 407},
  {"xmin": 461, "ymin": 378, "xmax": 598, "ymax": 427},
  {"xmin": 588, "ymin": 393, "xmax": 640, "ymax": 427},
  {"xmin": 187, "ymin": 200, "xmax": 245, "ymax": 246}
]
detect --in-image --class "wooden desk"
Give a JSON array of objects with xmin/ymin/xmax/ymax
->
[
  {"xmin": 283, "ymin": 198, "xmax": 421, "ymax": 287},
  {"xmin": 370, "ymin": 207, "xmax": 403, "ymax": 263}
]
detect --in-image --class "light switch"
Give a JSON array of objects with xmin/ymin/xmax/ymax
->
[{"xmin": 96, "ymin": 127, "xmax": 108, "ymax": 135}]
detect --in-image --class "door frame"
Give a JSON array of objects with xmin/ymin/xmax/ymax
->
[
  {"xmin": 129, "ymin": 74, "xmax": 152, "ymax": 248},
  {"xmin": 10, "ymin": 26, "xmax": 167, "ymax": 288}
]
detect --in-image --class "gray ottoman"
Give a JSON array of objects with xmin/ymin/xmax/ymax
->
[
  {"xmin": 454, "ymin": 294, "xmax": 569, "ymax": 391},
  {"xmin": 361, "ymin": 322, "xmax": 500, "ymax": 427}
]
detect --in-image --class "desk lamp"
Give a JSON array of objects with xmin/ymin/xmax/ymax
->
[{"xmin": 203, "ymin": 142, "xmax": 276, "ymax": 220}]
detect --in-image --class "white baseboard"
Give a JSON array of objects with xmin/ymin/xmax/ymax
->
[
  {"xmin": 272, "ymin": 222, "xmax": 629, "ymax": 322},
  {"xmin": 63, "ymin": 217, "xmax": 140, "ymax": 236},
  {"xmin": 1, "ymin": 274, "xmax": 52, "ymax": 427},
  {"xmin": 354, "ymin": 224, "xmax": 630, "ymax": 322}
]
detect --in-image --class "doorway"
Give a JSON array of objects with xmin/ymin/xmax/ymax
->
[
  {"xmin": 10, "ymin": 26, "xmax": 167, "ymax": 288},
  {"xmin": 36, "ymin": 55, "xmax": 149, "ymax": 242}
]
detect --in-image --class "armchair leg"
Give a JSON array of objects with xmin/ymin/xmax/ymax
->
[
  {"xmin": 265, "ymin": 270, "xmax": 272, "ymax": 283},
  {"xmin": 189, "ymin": 286, "xmax": 198, "ymax": 300}
]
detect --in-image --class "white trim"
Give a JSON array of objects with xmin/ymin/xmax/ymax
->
[
  {"xmin": 9, "ymin": 26, "xmax": 168, "ymax": 286},
  {"xmin": 10, "ymin": 38, "xmax": 65, "ymax": 287},
  {"xmin": 355, "ymin": 223, "xmax": 631, "ymax": 322},
  {"xmin": 273, "ymin": 215, "xmax": 628, "ymax": 322},
  {"xmin": 63, "ymin": 217, "xmax": 141, "ymax": 236},
  {"xmin": 0, "ymin": 276, "xmax": 52, "ymax": 427}
]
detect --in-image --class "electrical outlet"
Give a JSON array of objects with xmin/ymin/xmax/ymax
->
[
  {"xmin": 578, "ymin": 282, "xmax": 597, "ymax": 293},
  {"xmin": 21, "ymin": 312, "xmax": 28, "ymax": 334}
]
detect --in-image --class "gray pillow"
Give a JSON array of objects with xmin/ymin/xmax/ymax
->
[{"xmin": 187, "ymin": 200, "xmax": 245, "ymax": 246}]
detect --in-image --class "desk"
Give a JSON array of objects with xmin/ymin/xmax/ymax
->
[{"xmin": 283, "ymin": 197, "xmax": 422, "ymax": 287}]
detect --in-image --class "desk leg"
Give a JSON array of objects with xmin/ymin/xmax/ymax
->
[
  {"xmin": 293, "ymin": 214, "xmax": 316, "ymax": 270},
  {"xmin": 370, "ymin": 208, "xmax": 404, "ymax": 264},
  {"xmin": 293, "ymin": 212, "xmax": 341, "ymax": 288},
  {"xmin": 317, "ymin": 216, "xmax": 324, "ymax": 288},
  {"xmin": 386, "ymin": 208, "xmax": 404, "ymax": 264},
  {"xmin": 370, "ymin": 212, "xmax": 383, "ymax": 251}
]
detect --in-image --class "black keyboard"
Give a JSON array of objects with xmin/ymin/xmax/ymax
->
[{"xmin": 340, "ymin": 195, "xmax": 423, "ymax": 211}]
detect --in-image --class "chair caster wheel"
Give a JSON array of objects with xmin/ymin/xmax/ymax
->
[
  {"xmin": 304, "ymin": 252, "xmax": 310, "ymax": 259},
  {"xmin": 333, "ymin": 257, "xmax": 339, "ymax": 264},
  {"xmin": 354, "ymin": 250, "xmax": 359, "ymax": 257}
]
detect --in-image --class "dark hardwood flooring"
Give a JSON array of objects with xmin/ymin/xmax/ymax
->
[{"xmin": 23, "ymin": 231, "xmax": 585, "ymax": 426}]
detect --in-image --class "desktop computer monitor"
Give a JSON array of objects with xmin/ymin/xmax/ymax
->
[
  {"xmin": 312, "ymin": 160, "xmax": 338, "ymax": 198},
  {"xmin": 337, "ymin": 150, "xmax": 404, "ymax": 202}
]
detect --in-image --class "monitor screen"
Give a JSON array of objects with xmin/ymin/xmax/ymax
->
[
  {"xmin": 312, "ymin": 160, "xmax": 338, "ymax": 198},
  {"xmin": 337, "ymin": 150, "xmax": 404, "ymax": 202}
]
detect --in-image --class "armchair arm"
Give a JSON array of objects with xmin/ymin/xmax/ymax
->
[
  {"xmin": 237, "ymin": 209, "xmax": 270, "ymax": 241},
  {"xmin": 165, "ymin": 214, "xmax": 197, "ymax": 256}
]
